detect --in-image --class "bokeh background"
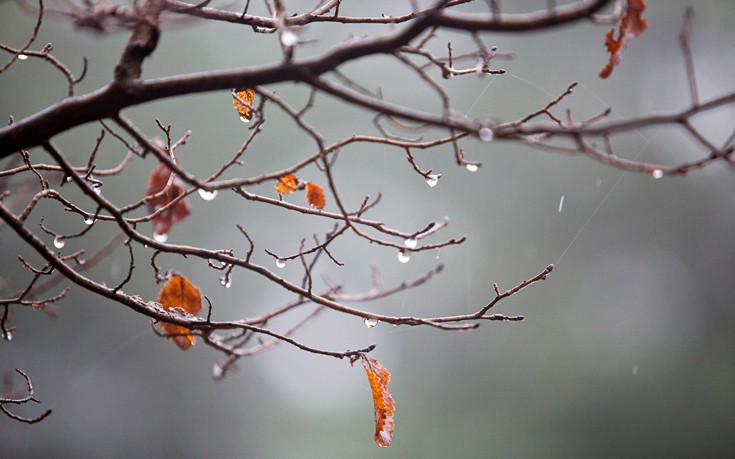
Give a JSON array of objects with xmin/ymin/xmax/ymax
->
[{"xmin": 1, "ymin": 0, "xmax": 734, "ymax": 457}]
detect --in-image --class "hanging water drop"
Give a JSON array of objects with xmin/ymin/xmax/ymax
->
[
  {"xmin": 221, "ymin": 278, "xmax": 232, "ymax": 288},
  {"xmin": 153, "ymin": 232, "xmax": 168, "ymax": 243},
  {"xmin": 650, "ymin": 169, "xmax": 664, "ymax": 180},
  {"xmin": 363, "ymin": 317, "xmax": 379, "ymax": 328},
  {"xmin": 91, "ymin": 184, "xmax": 102, "ymax": 195},
  {"xmin": 4, "ymin": 332, "xmax": 11, "ymax": 341},
  {"xmin": 239, "ymin": 116, "xmax": 251, "ymax": 123},
  {"xmin": 84, "ymin": 216, "xmax": 95, "ymax": 225},
  {"xmin": 198, "ymin": 189, "xmax": 218, "ymax": 201},
  {"xmin": 17, "ymin": 54, "xmax": 28, "ymax": 61},
  {"xmin": 404, "ymin": 238, "xmax": 418, "ymax": 249},
  {"xmin": 281, "ymin": 29, "xmax": 299, "ymax": 47},
  {"xmin": 426, "ymin": 174, "xmax": 440, "ymax": 187},
  {"xmin": 53, "ymin": 236, "xmax": 65, "ymax": 249},
  {"xmin": 397, "ymin": 251, "xmax": 411, "ymax": 263},
  {"xmin": 276, "ymin": 258, "xmax": 286, "ymax": 269},
  {"xmin": 479, "ymin": 127, "xmax": 494, "ymax": 142},
  {"xmin": 465, "ymin": 163, "xmax": 480, "ymax": 172}
]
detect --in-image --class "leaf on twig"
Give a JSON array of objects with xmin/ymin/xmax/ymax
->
[
  {"xmin": 305, "ymin": 182, "xmax": 325, "ymax": 209},
  {"xmin": 276, "ymin": 174, "xmax": 300, "ymax": 195},
  {"xmin": 145, "ymin": 163, "xmax": 190, "ymax": 239},
  {"xmin": 157, "ymin": 273, "xmax": 202, "ymax": 350},
  {"xmin": 361, "ymin": 354, "xmax": 395, "ymax": 447},
  {"xmin": 233, "ymin": 88, "xmax": 256, "ymax": 122},
  {"xmin": 599, "ymin": 0, "xmax": 648, "ymax": 79}
]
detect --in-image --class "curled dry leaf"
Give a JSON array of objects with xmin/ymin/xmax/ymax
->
[
  {"xmin": 305, "ymin": 182, "xmax": 325, "ymax": 209},
  {"xmin": 276, "ymin": 174, "xmax": 300, "ymax": 195},
  {"xmin": 145, "ymin": 163, "xmax": 190, "ymax": 238},
  {"xmin": 599, "ymin": 0, "xmax": 648, "ymax": 79},
  {"xmin": 157, "ymin": 273, "xmax": 203, "ymax": 350},
  {"xmin": 233, "ymin": 88, "xmax": 256, "ymax": 122},
  {"xmin": 361, "ymin": 354, "xmax": 395, "ymax": 447}
]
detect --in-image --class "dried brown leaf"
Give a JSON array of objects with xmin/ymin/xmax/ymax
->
[
  {"xmin": 145, "ymin": 163, "xmax": 190, "ymax": 238},
  {"xmin": 157, "ymin": 273, "xmax": 202, "ymax": 350},
  {"xmin": 361, "ymin": 355, "xmax": 395, "ymax": 447},
  {"xmin": 599, "ymin": 0, "xmax": 648, "ymax": 79},
  {"xmin": 305, "ymin": 182, "xmax": 325, "ymax": 209}
]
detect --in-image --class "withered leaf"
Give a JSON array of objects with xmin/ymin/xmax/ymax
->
[
  {"xmin": 599, "ymin": 0, "xmax": 648, "ymax": 79},
  {"xmin": 145, "ymin": 163, "xmax": 190, "ymax": 238},
  {"xmin": 233, "ymin": 88, "xmax": 256, "ymax": 122},
  {"xmin": 276, "ymin": 174, "xmax": 300, "ymax": 195},
  {"xmin": 305, "ymin": 182, "xmax": 325, "ymax": 209},
  {"xmin": 157, "ymin": 273, "xmax": 202, "ymax": 350},
  {"xmin": 361, "ymin": 354, "xmax": 395, "ymax": 447}
]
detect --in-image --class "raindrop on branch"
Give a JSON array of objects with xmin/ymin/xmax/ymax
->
[
  {"xmin": 479, "ymin": 127, "xmax": 494, "ymax": 142},
  {"xmin": 17, "ymin": 54, "xmax": 28, "ymax": 61},
  {"xmin": 198, "ymin": 189, "xmax": 218, "ymax": 201},
  {"xmin": 425, "ymin": 174, "xmax": 440, "ymax": 187},
  {"xmin": 220, "ymin": 279, "xmax": 232, "ymax": 288},
  {"xmin": 650, "ymin": 169, "xmax": 664, "ymax": 180},
  {"xmin": 363, "ymin": 317, "xmax": 379, "ymax": 328},
  {"xmin": 397, "ymin": 251, "xmax": 411, "ymax": 263},
  {"xmin": 153, "ymin": 232, "xmax": 168, "ymax": 243},
  {"xmin": 404, "ymin": 238, "xmax": 417, "ymax": 249},
  {"xmin": 276, "ymin": 259, "xmax": 286, "ymax": 269},
  {"xmin": 53, "ymin": 236, "xmax": 65, "ymax": 249},
  {"xmin": 83, "ymin": 216, "xmax": 95, "ymax": 225},
  {"xmin": 465, "ymin": 164, "xmax": 480, "ymax": 172}
]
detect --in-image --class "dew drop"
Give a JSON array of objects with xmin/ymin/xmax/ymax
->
[
  {"xmin": 221, "ymin": 279, "xmax": 232, "ymax": 288},
  {"xmin": 465, "ymin": 163, "xmax": 480, "ymax": 172},
  {"xmin": 53, "ymin": 236, "xmax": 65, "ymax": 249},
  {"xmin": 558, "ymin": 195, "xmax": 565, "ymax": 213},
  {"xmin": 239, "ymin": 116, "xmax": 251, "ymax": 123},
  {"xmin": 479, "ymin": 127, "xmax": 494, "ymax": 142},
  {"xmin": 650, "ymin": 169, "xmax": 664, "ymax": 180},
  {"xmin": 276, "ymin": 258, "xmax": 286, "ymax": 269},
  {"xmin": 17, "ymin": 54, "xmax": 28, "ymax": 60},
  {"xmin": 84, "ymin": 216, "xmax": 95, "ymax": 225},
  {"xmin": 198, "ymin": 189, "xmax": 218, "ymax": 201},
  {"xmin": 4, "ymin": 332, "xmax": 11, "ymax": 341},
  {"xmin": 91, "ymin": 184, "xmax": 102, "ymax": 195},
  {"xmin": 153, "ymin": 232, "xmax": 168, "ymax": 243},
  {"xmin": 397, "ymin": 250, "xmax": 411, "ymax": 263},
  {"xmin": 363, "ymin": 317, "xmax": 379, "ymax": 328},
  {"xmin": 425, "ymin": 174, "xmax": 440, "ymax": 187},
  {"xmin": 404, "ymin": 238, "xmax": 417, "ymax": 249}
]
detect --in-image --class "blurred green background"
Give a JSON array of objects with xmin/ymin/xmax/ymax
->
[{"xmin": 1, "ymin": 1, "xmax": 734, "ymax": 457}]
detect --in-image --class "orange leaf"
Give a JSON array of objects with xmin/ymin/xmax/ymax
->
[
  {"xmin": 305, "ymin": 182, "xmax": 325, "ymax": 209},
  {"xmin": 599, "ymin": 0, "xmax": 648, "ymax": 78},
  {"xmin": 276, "ymin": 174, "xmax": 300, "ymax": 195},
  {"xmin": 233, "ymin": 88, "xmax": 256, "ymax": 122},
  {"xmin": 157, "ymin": 273, "xmax": 202, "ymax": 350},
  {"xmin": 145, "ymin": 163, "xmax": 190, "ymax": 239},
  {"xmin": 361, "ymin": 355, "xmax": 395, "ymax": 447}
]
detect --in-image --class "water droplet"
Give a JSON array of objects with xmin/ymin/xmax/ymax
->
[
  {"xmin": 53, "ymin": 236, "xmax": 65, "ymax": 249},
  {"xmin": 198, "ymin": 189, "xmax": 218, "ymax": 201},
  {"xmin": 4, "ymin": 332, "xmax": 11, "ymax": 341},
  {"xmin": 650, "ymin": 169, "xmax": 663, "ymax": 180},
  {"xmin": 91, "ymin": 184, "xmax": 102, "ymax": 195},
  {"xmin": 425, "ymin": 174, "xmax": 440, "ymax": 187},
  {"xmin": 220, "ymin": 278, "xmax": 232, "ymax": 288},
  {"xmin": 479, "ymin": 127, "xmax": 494, "ymax": 142},
  {"xmin": 153, "ymin": 232, "xmax": 168, "ymax": 243},
  {"xmin": 17, "ymin": 54, "xmax": 28, "ymax": 60},
  {"xmin": 558, "ymin": 195, "xmax": 565, "ymax": 213},
  {"xmin": 84, "ymin": 216, "xmax": 95, "ymax": 225},
  {"xmin": 465, "ymin": 163, "xmax": 480, "ymax": 172},
  {"xmin": 276, "ymin": 259, "xmax": 286, "ymax": 269},
  {"xmin": 363, "ymin": 317, "xmax": 379, "ymax": 328},
  {"xmin": 239, "ymin": 116, "xmax": 251, "ymax": 123},
  {"xmin": 404, "ymin": 238, "xmax": 417, "ymax": 249},
  {"xmin": 281, "ymin": 29, "xmax": 299, "ymax": 47},
  {"xmin": 397, "ymin": 251, "xmax": 411, "ymax": 263}
]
